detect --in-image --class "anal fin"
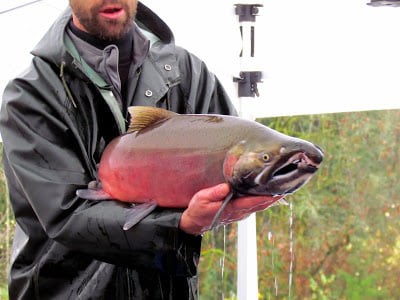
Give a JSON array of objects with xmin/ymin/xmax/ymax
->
[{"xmin": 123, "ymin": 201, "xmax": 158, "ymax": 230}]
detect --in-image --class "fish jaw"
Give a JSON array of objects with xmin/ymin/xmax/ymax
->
[{"xmin": 258, "ymin": 151, "xmax": 321, "ymax": 195}]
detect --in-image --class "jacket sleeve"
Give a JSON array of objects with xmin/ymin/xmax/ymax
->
[{"xmin": 0, "ymin": 58, "xmax": 200, "ymax": 276}]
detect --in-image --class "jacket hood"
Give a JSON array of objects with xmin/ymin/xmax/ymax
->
[{"xmin": 31, "ymin": 2, "xmax": 175, "ymax": 66}]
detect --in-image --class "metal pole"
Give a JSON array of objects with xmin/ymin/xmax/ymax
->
[{"xmin": 234, "ymin": 2, "xmax": 263, "ymax": 299}]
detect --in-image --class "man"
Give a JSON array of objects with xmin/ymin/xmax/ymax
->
[{"xmin": 0, "ymin": 1, "xmax": 281, "ymax": 299}]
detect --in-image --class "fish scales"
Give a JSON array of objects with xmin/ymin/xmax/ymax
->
[
  {"xmin": 121, "ymin": 114, "xmax": 258, "ymax": 150},
  {"xmin": 100, "ymin": 146, "xmax": 226, "ymax": 206},
  {"xmin": 100, "ymin": 114, "xmax": 271, "ymax": 203}
]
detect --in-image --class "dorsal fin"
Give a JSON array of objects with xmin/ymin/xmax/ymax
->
[{"xmin": 127, "ymin": 106, "xmax": 179, "ymax": 133}]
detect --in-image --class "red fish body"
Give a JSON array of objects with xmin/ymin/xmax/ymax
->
[{"xmin": 99, "ymin": 145, "xmax": 226, "ymax": 207}]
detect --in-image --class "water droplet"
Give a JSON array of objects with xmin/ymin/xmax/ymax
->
[{"xmin": 288, "ymin": 201, "xmax": 295, "ymax": 299}]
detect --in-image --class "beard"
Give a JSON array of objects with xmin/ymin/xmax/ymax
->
[{"xmin": 70, "ymin": 0, "xmax": 137, "ymax": 40}]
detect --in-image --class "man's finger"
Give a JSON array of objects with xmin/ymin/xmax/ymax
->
[{"xmin": 194, "ymin": 183, "xmax": 230, "ymax": 202}]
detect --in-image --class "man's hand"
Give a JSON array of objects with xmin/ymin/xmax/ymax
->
[{"xmin": 179, "ymin": 183, "xmax": 283, "ymax": 236}]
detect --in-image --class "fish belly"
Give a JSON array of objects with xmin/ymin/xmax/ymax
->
[{"xmin": 98, "ymin": 148, "xmax": 226, "ymax": 207}]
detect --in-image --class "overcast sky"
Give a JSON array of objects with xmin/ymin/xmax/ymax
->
[{"xmin": 1, "ymin": 0, "xmax": 399, "ymax": 118}]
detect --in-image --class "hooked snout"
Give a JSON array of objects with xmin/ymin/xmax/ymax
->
[{"xmin": 280, "ymin": 141, "xmax": 324, "ymax": 166}]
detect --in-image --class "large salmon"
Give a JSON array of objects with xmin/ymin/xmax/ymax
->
[{"xmin": 77, "ymin": 106, "xmax": 324, "ymax": 230}]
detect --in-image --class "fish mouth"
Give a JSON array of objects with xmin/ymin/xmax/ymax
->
[
  {"xmin": 266, "ymin": 152, "xmax": 321, "ymax": 195},
  {"xmin": 243, "ymin": 151, "xmax": 321, "ymax": 196},
  {"xmin": 273, "ymin": 152, "xmax": 319, "ymax": 178}
]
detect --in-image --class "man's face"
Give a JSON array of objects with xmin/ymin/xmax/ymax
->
[{"xmin": 69, "ymin": 0, "xmax": 138, "ymax": 40}]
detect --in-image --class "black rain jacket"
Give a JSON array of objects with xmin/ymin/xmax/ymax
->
[{"xmin": 0, "ymin": 3, "xmax": 236, "ymax": 299}]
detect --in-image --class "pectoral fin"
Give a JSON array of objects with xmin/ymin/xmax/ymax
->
[
  {"xmin": 210, "ymin": 191, "xmax": 235, "ymax": 229},
  {"xmin": 123, "ymin": 202, "xmax": 158, "ymax": 230},
  {"xmin": 76, "ymin": 187, "xmax": 111, "ymax": 200},
  {"xmin": 76, "ymin": 180, "xmax": 111, "ymax": 200}
]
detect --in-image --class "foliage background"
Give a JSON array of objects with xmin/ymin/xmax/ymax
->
[
  {"xmin": 199, "ymin": 109, "xmax": 400, "ymax": 299},
  {"xmin": 0, "ymin": 109, "xmax": 398, "ymax": 299},
  {"xmin": 0, "ymin": 146, "xmax": 12, "ymax": 299}
]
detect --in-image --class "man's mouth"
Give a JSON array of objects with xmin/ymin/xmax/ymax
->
[{"xmin": 99, "ymin": 5, "xmax": 125, "ymax": 20}]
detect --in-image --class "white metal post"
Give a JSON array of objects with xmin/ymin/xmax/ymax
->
[
  {"xmin": 234, "ymin": 2, "xmax": 264, "ymax": 299},
  {"xmin": 237, "ymin": 214, "xmax": 259, "ymax": 300}
]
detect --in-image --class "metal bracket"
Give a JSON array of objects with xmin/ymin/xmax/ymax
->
[
  {"xmin": 367, "ymin": 0, "xmax": 400, "ymax": 6},
  {"xmin": 234, "ymin": 4, "xmax": 263, "ymax": 22},
  {"xmin": 234, "ymin": 71, "xmax": 262, "ymax": 97}
]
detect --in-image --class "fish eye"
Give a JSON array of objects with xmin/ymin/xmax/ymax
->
[{"xmin": 262, "ymin": 153, "xmax": 270, "ymax": 162}]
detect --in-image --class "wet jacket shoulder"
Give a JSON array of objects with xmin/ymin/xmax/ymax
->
[{"xmin": 0, "ymin": 2, "xmax": 235, "ymax": 300}]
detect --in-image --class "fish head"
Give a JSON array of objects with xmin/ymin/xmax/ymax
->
[{"xmin": 223, "ymin": 135, "xmax": 324, "ymax": 197}]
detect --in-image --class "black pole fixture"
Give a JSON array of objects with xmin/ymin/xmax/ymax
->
[
  {"xmin": 234, "ymin": 4, "xmax": 263, "ymax": 98},
  {"xmin": 234, "ymin": 3, "xmax": 262, "ymax": 22},
  {"xmin": 234, "ymin": 71, "xmax": 263, "ymax": 98},
  {"xmin": 367, "ymin": 0, "xmax": 400, "ymax": 7}
]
